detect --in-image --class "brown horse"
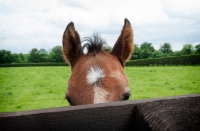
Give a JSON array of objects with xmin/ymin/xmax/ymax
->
[{"xmin": 62, "ymin": 18, "xmax": 134, "ymax": 105}]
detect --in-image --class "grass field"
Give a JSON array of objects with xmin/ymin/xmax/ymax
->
[{"xmin": 0, "ymin": 66, "xmax": 200, "ymax": 112}]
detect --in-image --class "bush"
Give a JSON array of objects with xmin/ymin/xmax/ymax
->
[
  {"xmin": 0, "ymin": 63, "xmax": 69, "ymax": 67},
  {"xmin": 126, "ymin": 54, "xmax": 200, "ymax": 66},
  {"xmin": 1, "ymin": 54, "xmax": 200, "ymax": 67}
]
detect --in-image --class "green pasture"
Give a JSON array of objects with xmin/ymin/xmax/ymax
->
[{"xmin": 0, "ymin": 66, "xmax": 200, "ymax": 112}]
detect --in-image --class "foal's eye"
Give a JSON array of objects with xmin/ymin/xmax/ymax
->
[
  {"xmin": 65, "ymin": 95, "xmax": 72, "ymax": 105},
  {"xmin": 122, "ymin": 93, "xmax": 131, "ymax": 100}
]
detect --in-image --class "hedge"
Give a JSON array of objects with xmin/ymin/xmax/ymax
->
[
  {"xmin": 0, "ymin": 63, "xmax": 69, "ymax": 67},
  {"xmin": 1, "ymin": 54, "xmax": 200, "ymax": 67},
  {"xmin": 126, "ymin": 54, "xmax": 200, "ymax": 66}
]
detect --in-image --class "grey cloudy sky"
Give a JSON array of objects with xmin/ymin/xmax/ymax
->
[{"xmin": 0, "ymin": 0, "xmax": 200, "ymax": 53}]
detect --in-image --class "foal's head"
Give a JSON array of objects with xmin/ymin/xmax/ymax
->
[{"xmin": 62, "ymin": 18, "xmax": 134, "ymax": 105}]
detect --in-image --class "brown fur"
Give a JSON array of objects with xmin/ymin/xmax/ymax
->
[
  {"xmin": 63, "ymin": 18, "xmax": 134, "ymax": 105},
  {"xmin": 111, "ymin": 18, "xmax": 134, "ymax": 67},
  {"xmin": 62, "ymin": 22, "xmax": 83, "ymax": 67}
]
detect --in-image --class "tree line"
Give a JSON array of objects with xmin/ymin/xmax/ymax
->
[
  {"xmin": 0, "ymin": 43, "xmax": 200, "ymax": 64},
  {"xmin": 0, "ymin": 46, "xmax": 63, "ymax": 63},
  {"xmin": 131, "ymin": 42, "xmax": 200, "ymax": 60}
]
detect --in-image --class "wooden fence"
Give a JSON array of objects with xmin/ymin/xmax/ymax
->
[{"xmin": 0, "ymin": 95, "xmax": 200, "ymax": 131}]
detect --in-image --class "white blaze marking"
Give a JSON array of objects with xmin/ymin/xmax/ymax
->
[
  {"xmin": 86, "ymin": 66, "xmax": 108, "ymax": 103},
  {"xmin": 86, "ymin": 66, "xmax": 105, "ymax": 85},
  {"xmin": 93, "ymin": 85, "xmax": 109, "ymax": 104}
]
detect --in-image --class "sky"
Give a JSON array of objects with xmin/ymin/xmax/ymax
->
[{"xmin": 0, "ymin": 0, "xmax": 200, "ymax": 53}]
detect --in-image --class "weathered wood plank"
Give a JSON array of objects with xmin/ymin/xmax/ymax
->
[
  {"xmin": 0, "ymin": 95, "xmax": 199, "ymax": 131},
  {"xmin": 0, "ymin": 101, "xmax": 142, "ymax": 131},
  {"xmin": 137, "ymin": 95, "xmax": 200, "ymax": 131}
]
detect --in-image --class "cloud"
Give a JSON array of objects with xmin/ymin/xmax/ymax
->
[{"xmin": 0, "ymin": 0, "xmax": 200, "ymax": 53}]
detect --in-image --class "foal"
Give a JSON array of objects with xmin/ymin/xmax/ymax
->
[{"xmin": 62, "ymin": 18, "xmax": 134, "ymax": 105}]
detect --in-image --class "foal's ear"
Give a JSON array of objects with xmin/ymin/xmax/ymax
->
[
  {"xmin": 62, "ymin": 22, "xmax": 83, "ymax": 67},
  {"xmin": 111, "ymin": 18, "xmax": 134, "ymax": 67}
]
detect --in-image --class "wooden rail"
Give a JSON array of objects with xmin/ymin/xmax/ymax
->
[{"xmin": 0, "ymin": 95, "xmax": 200, "ymax": 131}]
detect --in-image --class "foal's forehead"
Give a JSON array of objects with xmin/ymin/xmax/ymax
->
[
  {"xmin": 68, "ymin": 53, "xmax": 129, "ymax": 104},
  {"xmin": 86, "ymin": 65, "xmax": 127, "ymax": 83},
  {"xmin": 73, "ymin": 53, "xmax": 128, "ymax": 84}
]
